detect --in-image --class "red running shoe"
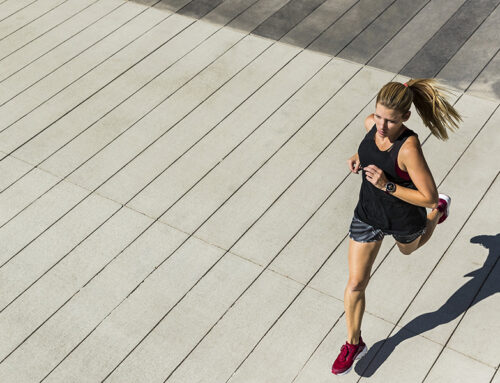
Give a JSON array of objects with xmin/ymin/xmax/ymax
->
[
  {"xmin": 331, "ymin": 336, "xmax": 368, "ymax": 376},
  {"xmin": 437, "ymin": 194, "xmax": 451, "ymax": 224}
]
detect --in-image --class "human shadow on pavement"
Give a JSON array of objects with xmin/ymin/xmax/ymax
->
[{"xmin": 355, "ymin": 233, "xmax": 500, "ymax": 377}]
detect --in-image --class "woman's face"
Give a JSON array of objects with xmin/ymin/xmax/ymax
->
[{"xmin": 374, "ymin": 103, "xmax": 410, "ymax": 139}]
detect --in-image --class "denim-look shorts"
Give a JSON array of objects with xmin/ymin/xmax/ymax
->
[{"xmin": 349, "ymin": 216, "xmax": 426, "ymax": 244}]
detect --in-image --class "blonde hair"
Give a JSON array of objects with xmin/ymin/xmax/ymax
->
[{"xmin": 376, "ymin": 79, "xmax": 462, "ymax": 140}]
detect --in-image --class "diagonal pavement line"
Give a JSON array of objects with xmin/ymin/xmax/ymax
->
[
  {"xmin": 0, "ymin": 0, "xmax": 168, "ymax": 127},
  {"xmin": 490, "ymin": 366, "xmax": 499, "ymax": 383},
  {"xmin": 0, "ymin": 0, "xmax": 127, "ymax": 81},
  {"xmin": 363, "ymin": 0, "xmax": 432, "ymax": 65},
  {"xmin": 0, "ymin": 0, "xmax": 263, "ymax": 267},
  {"xmin": 0, "ymin": 0, "xmax": 39, "ymax": 23},
  {"xmin": 354, "ymin": 106, "xmax": 500, "ymax": 381},
  {"xmin": 0, "ymin": 2, "xmax": 309, "ymax": 314},
  {"xmin": 422, "ymin": 190, "xmax": 500, "ymax": 380},
  {"xmin": 0, "ymin": 0, "xmax": 101, "ymax": 62},
  {"xmin": 0, "ymin": 0, "xmax": 69, "ymax": 42}
]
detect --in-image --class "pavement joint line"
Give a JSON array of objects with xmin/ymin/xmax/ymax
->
[
  {"xmin": 0, "ymin": 0, "xmax": 39, "ymax": 23},
  {"xmin": 0, "ymin": 0, "xmax": 169, "ymax": 129},
  {"xmin": 336, "ymin": 0, "xmax": 399, "ymax": 58},
  {"xmin": 429, "ymin": 1, "xmax": 500, "ymax": 79},
  {"xmin": 0, "ymin": 0, "xmax": 101, "ymax": 62},
  {"xmin": 365, "ymin": 0, "xmax": 432, "ymax": 66},
  {"xmin": 0, "ymin": 0, "xmax": 128, "ymax": 82},
  {"xmin": 0, "ymin": 0, "xmax": 70, "ymax": 43}
]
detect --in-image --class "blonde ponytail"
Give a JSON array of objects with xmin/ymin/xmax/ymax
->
[{"xmin": 376, "ymin": 79, "xmax": 462, "ymax": 140}]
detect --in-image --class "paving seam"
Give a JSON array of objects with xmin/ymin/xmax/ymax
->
[
  {"xmin": 0, "ymin": 1, "xmax": 127, "ymax": 82},
  {"xmin": 426, "ymin": 1, "xmax": 500, "ymax": 78},
  {"xmin": 364, "ymin": 0, "xmax": 431, "ymax": 66},
  {"xmin": 0, "ymin": 0, "xmax": 101, "ymax": 62},
  {"xmin": 0, "ymin": 0, "xmax": 264, "ymax": 270},
  {"xmin": 0, "ymin": 0, "xmax": 39, "ymax": 23},
  {"xmin": 0, "ymin": 0, "xmax": 69, "ymax": 43},
  {"xmin": 353, "ymin": 105, "xmax": 500, "ymax": 381},
  {"xmin": 490, "ymin": 366, "xmax": 499, "ymax": 383},
  {"xmin": 0, "ymin": 0, "xmax": 169, "ymax": 129},
  {"xmin": 422, "ymin": 176, "xmax": 500, "ymax": 379}
]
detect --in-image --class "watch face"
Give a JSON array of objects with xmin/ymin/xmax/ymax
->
[{"xmin": 386, "ymin": 182, "xmax": 396, "ymax": 192}]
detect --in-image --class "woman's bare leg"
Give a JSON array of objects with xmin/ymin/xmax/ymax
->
[
  {"xmin": 396, "ymin": 208, "xmax": 443, "ymax": 255},
  {"xmin": 345, "ymin": 238, "xmax": 383, "ymax": 345}
]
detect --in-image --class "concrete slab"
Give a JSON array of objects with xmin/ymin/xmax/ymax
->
[
  {"xmin": 0, "ymin": 0, "xmax": 39, "ymax": 22},
  {"xmin": 467, "ymin": 50, "xmax": 500, "ymax": 102}
]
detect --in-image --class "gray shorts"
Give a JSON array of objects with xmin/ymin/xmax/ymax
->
[{"xmin": 349, "ymin": 216, "xmax": 426, "ymax": 244}]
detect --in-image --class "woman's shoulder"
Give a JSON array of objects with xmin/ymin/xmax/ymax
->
[{"xmin": 364, "ymin": 114, "xmax": 375, "ymax": 132}]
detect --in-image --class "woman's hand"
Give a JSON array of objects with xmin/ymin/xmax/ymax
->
[
  {"xmin": 347, "ymin": 153, "xmax": 361, "ymax": 174},
  {"xmin": 363, "ymin": 165, "xmax": 389, "ymax": 190}
]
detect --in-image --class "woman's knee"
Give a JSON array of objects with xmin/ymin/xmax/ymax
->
[{"xmin": 347, "ymin": 278, "xmax": 369, "ymax": 292}]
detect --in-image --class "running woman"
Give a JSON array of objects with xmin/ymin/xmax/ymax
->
[{"xmin": 331, "ymin": 79, "xmax": 462, "ymax": 376}]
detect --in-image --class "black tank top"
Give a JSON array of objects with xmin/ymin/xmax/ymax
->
[{"xmin": 354, "ymin": 125, "xmax": 427, "ymax": 234}]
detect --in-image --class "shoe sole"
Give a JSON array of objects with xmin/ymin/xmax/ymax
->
[{"xmin": 334, "ymin": 345, "xmax": 368, "ymax": 376}]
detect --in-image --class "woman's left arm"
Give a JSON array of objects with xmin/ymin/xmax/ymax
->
[{"xmin": 363, "ymin": 136, "xmax": 439, "ymax": 209}]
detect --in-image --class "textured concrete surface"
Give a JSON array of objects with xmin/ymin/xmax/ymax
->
[{"xmin": 0, "ymin": 0, "xmax": 498, "ymax": 382}]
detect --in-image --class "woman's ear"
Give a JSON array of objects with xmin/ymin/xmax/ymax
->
[{"xmin": 402, "ymin": 110, "xmax": 411, "ymax": 121}]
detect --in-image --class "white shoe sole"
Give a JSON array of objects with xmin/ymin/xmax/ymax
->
[{"xmin": 335, "ymin": 345, "xmax": 368, "ymax": 376}]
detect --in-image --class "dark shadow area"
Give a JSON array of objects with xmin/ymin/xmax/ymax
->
[
  {"xmin": 355, "ymin": 233, "xmax": 500, "ymax": 377},
  {"xmin": 133, "ymin": 0, "xmax": 500, "ymax": 99}
]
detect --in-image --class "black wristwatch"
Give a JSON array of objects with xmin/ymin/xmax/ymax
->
[{"xmin": 384, "ymin": 182, "xmax": 396, "ymax": 194}]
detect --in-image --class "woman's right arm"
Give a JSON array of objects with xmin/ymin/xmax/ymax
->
[{"xmin": 347, "ymin": 115, "xmax": 374, "ymax": 173}]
